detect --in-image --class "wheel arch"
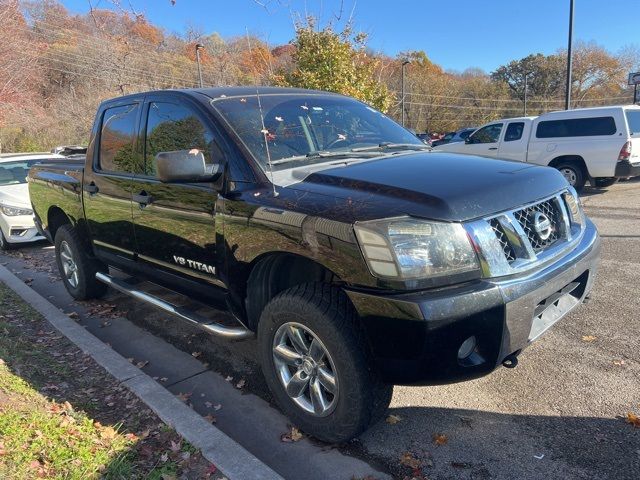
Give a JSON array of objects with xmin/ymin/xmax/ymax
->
[{"xmin": 548, "ymin": 155, "xmax": 590, "ymax": 177}]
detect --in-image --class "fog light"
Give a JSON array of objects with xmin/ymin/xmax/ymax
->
[{"xmin": 457, "ymin": 335, "xmax": 477, "ymax": 360}]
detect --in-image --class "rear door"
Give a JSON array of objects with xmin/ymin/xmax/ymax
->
[
  {"xmin": 497, "ymin": 120, "xmax": 529, "ymax": 162},
  {"xmin": 130, "ymin": 94, "xmax": 224, "ymax": 287},
  {"xmin": 84, "ymin": 99, "xmax": 143, "ymax": 260}
]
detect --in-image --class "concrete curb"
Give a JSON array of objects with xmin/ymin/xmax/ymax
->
[{"xmin": 0, "ymin": 264, "xmax": 283, "ymax": 480}]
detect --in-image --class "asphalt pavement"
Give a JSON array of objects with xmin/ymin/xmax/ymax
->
[{"xmin": 1, "ymin": 179, "xmax": 639, "ymax": 479}]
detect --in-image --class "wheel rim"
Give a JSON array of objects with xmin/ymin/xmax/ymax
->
[
  {"xmin": 59, "ymin": 240, "xmax": 79, "ymax": 288},
  {"xmin": 559, "ymin": 167, "xmax": 577, "ymax": 186},
  {"xmin": 272, "ymin": 322, "xmax": 339, "ymax": 417}
]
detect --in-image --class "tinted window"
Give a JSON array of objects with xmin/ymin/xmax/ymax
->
[
  {"xmin": 536, "ymin": 116, "xmax": 616, "ymax": 138},
  {"xmin": 145, "ymin": 102, "xmax": 219, "ymax": 177},
  {"xmin": 99, "ymin": 104, "xmax": 140, "ymax": 173},
  {"xmin": 626, "ymin": 111, "xmax": 640, "ymax": 135},
  {"xmin": 504, "ymin": 122, "xmax": 525, "ymax": 142},
  {"xmin": 469, "ymin": 123, "xmax": 503, "ymax": 144},
  {"xmin": 460, "ymin": 130, "xmax": 473, "ymax": 139},
  {"xmin": 0, "ymin": 160, "xmax": 47, "ymax": 186}
]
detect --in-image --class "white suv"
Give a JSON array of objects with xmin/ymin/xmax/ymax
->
[
  {"xmin": 0, "ymin": 152, "xmax": 64, "ymax": 249},
  {"xmin": 434, "ymin": 105, "xmax": 640, "ymax": 190}
]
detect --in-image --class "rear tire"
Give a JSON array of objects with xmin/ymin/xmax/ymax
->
[
  {"xmin": 0, "ymin": 229, "xmax": 12, "ymax": 251},
  {"xmin": 593, "ymin": 177, "xmax": 617, "ymax": 188},
  {"xmin": 54, "ymin": 224, "xmax": 107, "ymax": 300},
  {"xmin": 258, "ymin": 283, "xmax": 393, "ymax": 443},
  {"xmin": 555, "ymin": 161, "xmax": 586, "ymax": 191}
]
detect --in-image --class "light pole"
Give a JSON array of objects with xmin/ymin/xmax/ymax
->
[
  {"xmin": 523, "ymin": 72, "xmax": 531, "ymax": 116},
  {"xmin": 401, "ymin": 60, "xmax": 410, "ymax": 127},
  {"xmin": 564, "ymin": 0, "xmax": 574, "ymax": 110},
  {"xmin": 195, "ymin": 43, "xmax": 205, "ymax": 88}
]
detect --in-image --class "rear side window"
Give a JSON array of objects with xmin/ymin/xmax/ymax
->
[
  {"xmin": 145, "ymin": 102, "xmax": 220, "ymax": 177},
  {"xmin": 536, "ymin": 116, "xmax": 616, "ymax": 138},
  {"xmin": 626, "ymin": 110, "xmax": 640, "ymax": 135},
  {"xmin": 99, "ymin": 104, "xmax": 141, "ymax": 173},
  {"xmin": 504, "ymin": 122, "xmax": 525, "ymax": 142}
]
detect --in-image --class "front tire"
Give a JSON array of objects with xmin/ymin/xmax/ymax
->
[
  {"xmin": 54, "ymin": 224, "xmax": 107, "ymax": 300},
  {"xmin": 258, "ymin": 283, "xmax": 392, "ymax": 443},
  {"xmin": 0, "ymin": 229, "xmax": 12, "ymax": 251},
  {"xmin": 555, "ymin": 161, "xmax": 586, "ymax": 191}
]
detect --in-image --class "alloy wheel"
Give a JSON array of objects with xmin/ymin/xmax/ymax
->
[
  {"xmin": 59, "ymin": 240, "xmax": 79, "ymax": 288},
  {"xmin": 559, "ymin": 167, "xmax": 577, "ymax": 186},
  {"xmin": 272, "ymin": 322, "xmax": 339, "ymax": 417}
]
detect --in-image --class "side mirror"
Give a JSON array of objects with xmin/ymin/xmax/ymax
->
[{"xmin": 155, "ymin": 150, "xmax": 222, "ymax": 183}]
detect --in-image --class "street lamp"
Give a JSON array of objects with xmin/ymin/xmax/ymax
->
[
  {"xmin": 195, "ymin": 43, "xmax": 205, "ymax": 88},
  {"xmin": 401, "ymin": 60, "xmax": 410, "ymax": 127},
  {"xmin": 564, "ymin": 0, "xmax": 574, "ymax": 110}
]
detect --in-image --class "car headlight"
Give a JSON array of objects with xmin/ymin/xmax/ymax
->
[
  {"xmin": 0, "ymin": 204, "xmax": 33, "ymax": 216},
  {"xmin": 563, "ymin": 187, "xmax": 584, "ymax": 226},
  {"xmin": 354, "ymin": 217, "xmax": 480, "ymax": 280}
]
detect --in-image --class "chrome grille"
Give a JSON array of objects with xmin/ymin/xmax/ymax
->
[
  {"xmin": 513, "ymin": 199, "xmax": 562, "ymax": 252},
  {"xmin": 490, "ymin": 219, "xmax": 516, "ymax": 262}
]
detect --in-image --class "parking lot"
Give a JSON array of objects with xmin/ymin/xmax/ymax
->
[{"xmin": 1, "ymin": 179, "xmax": 639, "ymax": 480}]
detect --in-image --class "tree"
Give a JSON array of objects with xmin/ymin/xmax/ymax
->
[
  {"xmin": 491, "ymin": 53, "xmax": 565, "ymax": 101},
  {"xmin": 274, "ymin": 20, "xmax": 392, "ymax": 112}
]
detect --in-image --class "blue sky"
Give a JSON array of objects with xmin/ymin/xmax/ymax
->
[{"xmin": 59, "ymin": 0, "xmax": 637, "ymax": 72}]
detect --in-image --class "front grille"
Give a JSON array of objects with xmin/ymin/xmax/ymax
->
[
  {"xmin": 490, "ymin": 219, "xmax": 516, "ymax": 262},
  {"xmin": 513, "ymin": 199, "xmax": 561, "ymax": 252}
]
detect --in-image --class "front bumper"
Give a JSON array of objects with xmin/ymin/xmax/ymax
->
[
  {"xmin": 614, "ymin": 160, "xmax": 640, "ymax": 177},
  {"xmin": 1, "ymin": 214, "xmax": 46, "ymax": 245},
  {"xmin": 345, "ymin": 219, "xmax": 601, "ymax": 385}
]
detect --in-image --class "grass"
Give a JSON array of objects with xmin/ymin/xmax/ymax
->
[{"xmin": 0, "ymin": 282, "xmax": 217, "ymax": 479}]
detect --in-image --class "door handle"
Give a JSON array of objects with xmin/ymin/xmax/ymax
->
[
  {"xmin": 488, "ymin": 147, "xmax": 498, "ymax": 150},
  {"xmin": 84, "ymin": 183, "xmax": 99, "ymax": 195},
  {"xmin": 133, "ymin": 192, "xmax": 153, "ymax": 206}
]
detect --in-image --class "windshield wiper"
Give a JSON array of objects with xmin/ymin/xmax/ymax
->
[
  {"xmin": 270, "ymin": 150, "xmax": 376, "ymax": 166},
  {"xmin": 350, "ymin": 142, "xmax": 431, "ymax": 153}
]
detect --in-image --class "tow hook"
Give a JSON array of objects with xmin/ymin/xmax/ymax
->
[{"xmin": 502, "ymin": 354, "xmax": 519, "ymax": 369}]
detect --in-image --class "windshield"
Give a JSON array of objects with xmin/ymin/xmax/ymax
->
[
  {"xmin": 0, "ymin": 160, "xmax": 43, "ymax": 186},
  {"xmin": 626, "ymin": 110, "xmax": 640, "ymax": 136},
  {"xmin": 211, "ymin": 94, "xmax": 424, "ymax": 171}
]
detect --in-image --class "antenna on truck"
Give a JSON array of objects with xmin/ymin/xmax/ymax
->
[{"xmin": 245, "ymin": 29, "xmax": 279, "ymax": 197}]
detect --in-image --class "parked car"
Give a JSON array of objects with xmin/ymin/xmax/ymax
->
[
  {"xmin": 433, "ymin": 106, "xmax": 640, "ymax": 190},
  {"xmin": 29, "ymin": 87, "xmax": 600, "ymax": 442},
  {"xmin": 51, "ymin": 145, "xmax": 87, "ymax": 156},
  {"xmin": 0, "ymin": 152, "xmax": 69, "ymax": 249},
  {"xmin": 431, "ymin": 128, "xmax": 476, "ymax": 147}
]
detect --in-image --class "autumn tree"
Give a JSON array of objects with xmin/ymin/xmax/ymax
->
[{"xmin": 275, "ymin": 20, "xmax": 392, "ymax": 112}]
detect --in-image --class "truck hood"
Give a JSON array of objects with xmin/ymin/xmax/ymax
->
[
  {"xmin": 0, "ymin": 183, "xmax": 31, "ymax": 209},
  {"xmin": 286, "ymin": 152, "xmax": 568, "ymax": 222}
]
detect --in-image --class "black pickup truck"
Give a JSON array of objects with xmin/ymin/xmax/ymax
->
[{"xmin": 28, "ymin": 87, "xmax": 600, "ymax": 442}]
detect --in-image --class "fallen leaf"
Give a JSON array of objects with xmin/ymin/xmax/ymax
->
[
  {"xmin": 204, "ymin": 414, "xmax": 217, "ymax": 424},
  {"xmin": 627, "ymin": 412, "xmax": 640, "ymax": 428},
  {"xmin": 582, "ymin": 335, "xmax": 597, "ymax": 342},
  {"xmin": 135, "ymin": 360, "xmax": 149, "ymax": 369},
  {"xmin": 236, "ymin": 379, "xmax": 246, "ymax": 389},
  {"xmin": 613, "ymin": 360, "xmax": 625, "ymax": 366},
  {"xmin": 160, "ymin": 452, "xmax": 168, "ymax": 463},
  {"xmin": 160, "ymin": 377, "xmax": 168, "ymax": 382},
  {"xmin": 433, "ymin": 433, "xmax": 448, "ymax": 445},
  {"xmin": 67, "ymin": 312, "xmax": 80, "ymax": 320},
  {"xmin": 169, "ymin": 440, "xmax": 181, "ymax": 452},
  {"xmin": 205, "ymin": 464, "xmax": 218, "ymax": 475},
  {"xmin": 191, "ymin": 351, "xmax": 202, "ymax": 358},
  {"xmin": 177, "ymin": 392, "xmax": 192, "ymax": 402},
  {"xmin": 386, "ymin": 414, "xmax": 402, "ymax": 425},
  {"xmin": 399, "ymin": 452, "xmax": 421, "ymax": 469},
  {"xmin": 225, "ymin": 376, "xmax": 233, "ymax": 382},
  {"xmin": 204, "ymin": 401, "xmax": 213, "ymax": 408},
  {"xmin": 214, "ymin": 403, "xmax": 222, "ymax": 411},
  {"xmin": 281, "ymin": 426, "xmax": 304, "ymax": 442}
]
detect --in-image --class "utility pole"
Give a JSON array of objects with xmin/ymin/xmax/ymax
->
[
  {"xmin": 195, "ymin": 43, "xmax": 205, "ymax": 88},
  {"xmin": 564, "ymin": 0, "xmax": 574, "ymax": 110},
  {"xmin": 401, "ymin": 60, "xmax": 410, "ymax": 127}
]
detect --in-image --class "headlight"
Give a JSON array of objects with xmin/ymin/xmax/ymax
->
[
  {"xmin": 354, "ymin": 217, "xmax": 480, "ymax": 280},
  {"xmin": 0, "ymin": 204, "xmax": 33, "ymax": 216},
  {"xmin": 563, "ymin": 187, "xmax": 584, "ymax": 225}
]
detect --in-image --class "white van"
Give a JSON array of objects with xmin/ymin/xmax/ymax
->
[{"xmin": 434, "ymin": 105, "xmax": 640, "ymax": 190}]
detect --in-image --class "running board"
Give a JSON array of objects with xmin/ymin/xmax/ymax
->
[{"xmin": 95, "ymin": 272, "xmax": 253, "ymax": 340}]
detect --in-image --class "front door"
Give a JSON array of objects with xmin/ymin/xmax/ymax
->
[
  {"xmin": 464, "ymin": 123, "xmax": 503, "ymax": 157},
  {"xmin": 131, "ymin": 96, "xmax": 223, "ymax": 287},
  {"xmin": 84, "ymin": 100, "xmax": 143, "ymax": 260}
]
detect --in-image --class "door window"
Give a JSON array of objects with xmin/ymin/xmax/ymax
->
[
  {"xmin": 468, "ymin": 123, "xmax": 503, "ymax": 144},
  {"xmin": 504, "ymin": 122, "xmax": 525, "ymax": 142},
  {"xmin": 98, "ymin": 104, "xmax": 141, "ymax": 173},
  {"xmin": 145, "ymin": 102, "xmax": 221, "ymax": 177}
]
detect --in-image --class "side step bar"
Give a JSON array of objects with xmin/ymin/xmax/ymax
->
[{"xmin": 95, "ymin": 272, "xmax": 253, "ymax": 340}]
